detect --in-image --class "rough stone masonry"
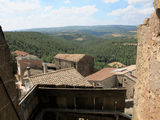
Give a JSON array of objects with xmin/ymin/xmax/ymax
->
[
  {"xmin": 133, "ymin": 0, "xmax": 160, "ymax": 120},
  {"xmin": 0, "ymin": 26, "xmax": 19, "ymax": 120}
]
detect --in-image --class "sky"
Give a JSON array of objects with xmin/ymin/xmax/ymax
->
[{"xmin": 0, "ymin": 0, "xmax": 154, "ymax": 31}]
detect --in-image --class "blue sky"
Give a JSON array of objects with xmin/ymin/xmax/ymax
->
[{"xmin": 0, "ymin": 0, "xmax": 153, "ymax": 30}]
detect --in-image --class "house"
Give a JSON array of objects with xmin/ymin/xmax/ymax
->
[
  {"xmin": 16, "ymin": 54, "xmax": 43, "ymax": 84},
  {"xmin": 12, "ymin": 50, "xmax": 30, "ymax": 57},
  {"xmin": 28, "ymin": 68, "xmax": 92, "ymax": 88},
  {"xmin": 85, "ymin": 68, "xmax": 117, "ymax": 88},
  {"xmin": 85, "ymin": 65, "xmax": 137, "ymax": 99},
  {"xmin": 54, "ymin": 54, "xmax": 94, "ymax": 77},
  {"xmin": 113, "ymin": 65, "xmax": 137, "ymax": 99}
]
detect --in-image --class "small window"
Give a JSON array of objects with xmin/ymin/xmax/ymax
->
[
  {"xmin": 73, "ymin": 63, "xmax": 76, "ymax": 68},
  {"xmin": 124, "ymin": 78, "xmax": 127, "ymax": 82},
  {"xmin": 118, "ymin": 83, "xmax": 122, "ymax": 87}
]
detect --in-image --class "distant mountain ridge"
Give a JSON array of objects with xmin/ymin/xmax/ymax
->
[{"xmin": 21, "ymin": 25, "xmax": 137, "ymax": 36}]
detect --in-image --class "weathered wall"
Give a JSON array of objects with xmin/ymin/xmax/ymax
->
[
  {"xmin": 17, "ymin": 58, "xmax": 42, "ymax": 83},
  {"xmin": 55, "ymin": 55, "xmax": 94, "ymax": 77},
  {"xmin": 99, "ymin": 75, "xmax": 117, "ymax": 88},
  {"xmin": 54, "ymin": 58, "xmax": 75, "ymax": 69},
  {"xmin": 117, "ymin": 75, "xmax": 136, "ymax": 99},
  {"xmin": 133, "ymin": 0, "xmax": 160, "ymax": 120},
  {"xmin": 0, "ymin": 26, "xmax": 19, "ymax": 120},
  {"xmin": 77, "ymin": 55, "xmax": 94, "ymax": 76},
  {"xmin": 122, "ymin": 76, "xmax": 135, "ymax": 99}
]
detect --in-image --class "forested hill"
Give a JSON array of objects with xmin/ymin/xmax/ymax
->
[
  {"xmin": 5, "ymin": 26, "xmax": 137, "ymax": 69},
  {"xmin": 22, "ymin": 25, "xmax": 137, "ymax": 38}
]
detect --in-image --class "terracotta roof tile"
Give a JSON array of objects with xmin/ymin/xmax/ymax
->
[
  {"xmin": 29, "ymin": 68, "xmax": 92, "ymax": 87},
  {"xmin": 55, "ymin": 54, "xmax": 86, "ymax": 62},
  {"xmin": 85, "ymin": 68, "xmax": 117, "ymax": 81},
  {"xmin": 108, "ymin": 62, "xmax": 126, "ymax": 68},
  {"xmin": 113, "ymin": 65, "xmax": 136, "ymax": 75},
  {"xmin": 13, "ymin": 50, "xmax": 29, "ymax": 56}
]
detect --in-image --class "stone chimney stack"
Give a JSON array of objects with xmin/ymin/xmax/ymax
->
[
  {"xmin": 26, "ymin": 66, "xmax": 31, "ymax": 78},
  {"xmin": 43, "ymin": 63, "xmax": 48, "ymax": 74}
]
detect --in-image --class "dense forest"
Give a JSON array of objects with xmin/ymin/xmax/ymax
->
[{"xmin": 5, "ymin": 25, "xmax": 137, "ymax": 69}]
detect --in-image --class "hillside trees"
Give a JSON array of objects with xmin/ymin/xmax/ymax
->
[{"xmin": 4, "ymin": 32, "xmax": 137, "ymax": 69}]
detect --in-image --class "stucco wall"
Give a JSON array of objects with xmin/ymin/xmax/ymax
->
[{"xmin": 100, "ymin": 75, "xmax": 117, "ymax": 88}]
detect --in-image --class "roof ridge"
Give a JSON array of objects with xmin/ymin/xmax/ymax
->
[
  {"xmin": 54, "ymin": 54, "xmax": 87, "ymax": 62},
  {"xmin": 30, "ymin": 67, "xmax": 75, "ymax": 78}
]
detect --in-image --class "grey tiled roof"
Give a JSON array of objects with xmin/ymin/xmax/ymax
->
[{"xmin": 29, "ymin": 68, "xmax": 92, "ymax": 87}]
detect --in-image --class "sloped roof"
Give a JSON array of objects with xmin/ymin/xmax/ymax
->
[
  {"xmin": 17, "ymin": 55, "xmax": 41, "ymax": 61},
  {"xmin": 113, "ymin": 65, "xmax": 136, "ymax": 75},
  {"xmin": 13, "ymin": 50, "xmax": 29, "ymax": 57},
  {"xmin": 108, "ymin": 62, "xmax": 126, "ymax": 68},
  {"xmin": 23, "ymin": 68, "xmax": 54, "ymax": 77},
  {"xmin": 54, "ymin": 54, "xmax": 86, "ymax": 62},
  {"xmin": 29, "ymin": 68, "xmax": 92, "ymax": 87},
  {"xmin": 85, "ymin": 68, "xmax": 117, "ymax": 81}
]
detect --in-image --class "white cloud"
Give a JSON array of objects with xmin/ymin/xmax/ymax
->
[
  {"xmin": 107, "ymin": 0, "xmax": 154, "ymax": 25},
  {"xmin": 108, "ymin": 5, "xmax": 154, "ymax": 25},
  {"xmin": 44, "ymin": 6, "xmax": 53, "ymax": 12},
  {"xmin": 0, "ymin": 0, "xmax": 40, "ymax": 13},
  {"xmin": 0, "ymin": 4, "xmax": 98, "ymax": 30},
  {"xmin": 108, "ymin": 6, "xmax": 134, "ymax": 16},
  {"xmin": 104, "ymin": 0, "xmax": 119, "ymax": 3},
  {"xmin": 64, "ymin": 0, "xmax": 71, "ymax": 4},
  {"xmin": 127, "ymin": 0, "xmax": 151, "ymax": 4}
]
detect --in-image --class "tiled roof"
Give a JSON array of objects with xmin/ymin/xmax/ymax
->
[
  {"xmin": 85, "ymin": 68, "xmax": 117, "ymax": 81},
  {"xmin": 108, "ymin": 62, "xmax": 126, "ymax": 68},
  {"xmin": 54, "ymin": 54, "xmax": 86, "ymax": 62},
  {"xmin": 29, "ymin": 68, "xmax": 92, "ymax": 87},
  {"xmin": 23, "ymin": 68, "xmax": 55, "ymax": 77},
  {"xmin": 13, "ymin": 50, "xmax": 29, "ymax": 56},
  {"xmin": 113, "ymin": 65, "xmax": 136, "ymax": 75}
]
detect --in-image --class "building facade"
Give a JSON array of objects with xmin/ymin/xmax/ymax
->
[
  {"xmin": 16, "ymin": 55, "xmax": 43, "ymax": 84},
  {"xmin": 115, "ymin": 65, "xmax": 137, "ymax": 99},
  {"xmin": 54, "ymin": 54, "xmax": 94, "ymax": 77},
  {"xmin": 85, "ymin": 68, "xmax": 117, "ymax": 88}
]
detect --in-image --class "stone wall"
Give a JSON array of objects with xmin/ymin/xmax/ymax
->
[
  {"xmin": 0, "ymin": 26, "xmax": 19, "ymax": 120},
  {"xmin": 133, "ymin": 0, "xmax": 160, "ymax": 120},
  {"xmin": 77, "ymin": 55, "xmax": 94, "ymax": 77},
  {"xmin": 55, "ymin": 55, "xmax": 94, "ymax": 77}
]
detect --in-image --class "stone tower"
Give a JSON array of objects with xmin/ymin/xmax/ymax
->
[
  {"xmin": 133, "ymin": 0, "xmax": 160, "ymax": 120},
  {"xmin": 0, "ymin": 26, "xmax": 19, "ymax": 120}
]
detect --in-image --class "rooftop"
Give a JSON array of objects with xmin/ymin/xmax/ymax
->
[
  {"xmin": 113, "ymin": 65, "xmax": 136, "ymax": 75},
  {"xmin": 17, "ymin": 54, "xmax": 41, "ymax": 61},
  {"xmin": 108, "ymin": 62, "xmax": 126, "ymax": 68},
  {"xmin": 85, "ymin": 68, "xmax": 117, "ymax": 81},
  {"xmin": 13, "ymin": 50, "xmax": 29, "ymax": 57},
  {"xmin": 54, "ymin": 54, "xmax": 86, "ymax": 62},
  {"xmin": 29, "ymin": 68, "xmax": 92, "ymax": 87}
]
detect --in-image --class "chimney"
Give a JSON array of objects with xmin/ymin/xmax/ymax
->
[
  {"xmin": 43, "ymin": 63, "xmax": 48, "ymax": 74},
  {"xmin": 26, "ymin": 66, "xmax": 31, "ymax": 78}
]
